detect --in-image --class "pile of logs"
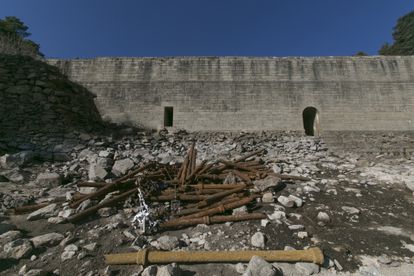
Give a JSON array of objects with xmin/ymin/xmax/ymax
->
[{"xmin": 13, "ymin": 141, "xmax": 310, "ymax": 230}]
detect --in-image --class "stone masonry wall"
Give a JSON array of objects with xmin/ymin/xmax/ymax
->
[
  {"xmin": 47, "ymin": 56, "xmax": 414, "ymax": 132},
  {"xmin": 0, "ymin": 54, "xmax": 102, "ymax": 152}
]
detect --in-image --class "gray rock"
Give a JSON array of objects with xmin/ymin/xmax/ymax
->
[
  {"xmin": 88, "ymin": 162, "xmax": 108, "ymax": 181},
  {"xmin": 58, "ymin": 209, "xmax": 75, "ymax": 218},
  {"xmin": 98, "ymin": 207, "xmax": 116, "ymax": 217},
  {"xmin": 36, "ymin": 172, "xmax": 61, "ymax": 188},
  {"xmin": 294, "ymin": 262, "xmax": 320, "ymax": 275},
  {"xmin": 141, "ymin": 265, "xmax": 158, "ymax": 276},
  {"xmin": 251, "ymin": 232, "xmax": 266, "ymax": 248},
  {"xmin": 2, "ymin": 238, "xmax": 33, "ymax": 260},
  {"xmin": 61, "ymin": 244, "xmax": 79, "ymax": 261},
  {"xmin": 253, "ymin": 176, "xmax": 281, "ymax": 192},
  {"xmin": 83, "ymin": 242, "xmax": 97, "ymax": 251},
  {"xmin": 378, "ymin": 255, "xmax": 392, "ymax": 264},
  {"xmin": 277, "ymin": 196, "xmax": 295, "ymax": 208},
  {"xmin": 156, "ymin": 263, "xmax": 182, "ymax": 276},
  {"xmin": 0, "ymin": 230, "xmax": 22, "ymax": 245},
  {"xmin": 317, "ymin": 212, "xmax": 330, "ymax": 222},
  {"xmin": 61, "ymin": 250, "xmax": 76, "ymax": 261},
  {"xmin": 262, "ymin": 192, "xmax": 274, "ymax": 203},
  {"xmin": 243, "ymin": 256, "xmax": 279, "ymax": 276},
  {"xmin": 112, "ymin": 158, "xmax": 134, "ymax": 176},
  {"xmin": 287, "ymin": 195, "xmax": 303, "ymax": 207},
  {"xmin": 268, "ymin": 210, "xmax": 286, "ymax": 221},
  {"xmin": 30, "ymin": 232, "xmax": 64, "ymax": 248},
  {"xmin": 359, "ymin": 265, "xmax": 381, "ymax": 276},
  {"xmin": 288, "ymin": 224, "xmax": 304, "ymax": 230},
  {"xmin": 27, "ymin": 203, "xmax": 57, "ymax": 221},
  {"xmin": 156, "ymin": 236, "xmax": 180, "ymax": 251},
  {"xmin": 232, "ymin": 206, "xmax": 248, "ymax": 215},
  {"xmin": 341, "ymin": 206, "xmax": 360, "ymax": 214}
]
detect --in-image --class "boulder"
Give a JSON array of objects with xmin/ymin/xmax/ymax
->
[
  {"xmin": 243, "ymin": 256, "xmax": 279, "ymax": 276},
  {"xmin": 30, "ymin": 232, "xmax": 64, "ymax": 248},
  {"xmin": 2, "ymin": 239, "xmax": 33, "ymax": 260},
  {"xmin": 27, "ymin": 203, "xmax": 57, "ymax": 221},
  {"xmin": 36, "ymin": 172, "xmax": 61, "ymax": 188},
  {"xmin": 112, "ymin": 158, "xmax": 134, "ymax": 176},
  {"xmin": 251, "ymin": 232, "xmax": 266, "ymax": 248}
]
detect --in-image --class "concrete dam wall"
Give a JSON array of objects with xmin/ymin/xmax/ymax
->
[{"xmin": 47, "ymin": 56, "xmax": 414, "ymax": 133}]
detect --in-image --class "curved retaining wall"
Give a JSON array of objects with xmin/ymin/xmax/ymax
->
[{"xmin": 47, "ymin": 56, "xmax": 414, "ymax": 132}]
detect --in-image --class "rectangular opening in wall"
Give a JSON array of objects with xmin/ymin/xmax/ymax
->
[{"xmin": 164, "ymin": 106, "xmax": 173, "ymax": 127}]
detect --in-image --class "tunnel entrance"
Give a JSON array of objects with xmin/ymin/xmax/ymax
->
[
  {"xmin": 164, "ymin": 106, "xmax": 173, "ymax": 127},
  {"xmin": 302, "ymin": 107, "xmax": 319, "ymax": 136}
]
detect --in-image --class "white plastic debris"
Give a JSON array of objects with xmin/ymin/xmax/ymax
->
[{"xmin": 131, "ymin": 188, "xmax": 157, "ymax": 234}]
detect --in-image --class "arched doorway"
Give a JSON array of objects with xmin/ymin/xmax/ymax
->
[{"xmin": 302, "ymin": 107, "xmax": 320, "ymax": 136}]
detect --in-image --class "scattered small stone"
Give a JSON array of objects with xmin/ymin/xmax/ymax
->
[
  {"xmin": 243, "ymin": 255, "xmax": 279, "ymax": 276},
  {"xmin": 112, "ymin": 158, "xmax": 134, "ymax": 176},
  {"xmin": 288, "ymin": 225, "xmax": 304, "ymax": 230},
  {"xmin": 262, "ymin": 192, "xmax": 274, "ymax": 203},
  {"xmin": 251, "ymin": 232, "xmax": 266, "ymax": 248},
  {"xmin": 287, "ymin": 195, "xmax": 303, "ymax": 207},
  {"xmin": 295, "ymin": 262, "xmax": 320, "ymax": 275},
  {"xmin": 316, "ymin": 212, "xmax": 330, "ymax": 222},
  {"xmin": 277, "ymin": 196, "xmax": 294, "ymax": 208},
  {"xmin": 341, "ymin": 206, "xmax": 360, "ymax": 215},
  {"xmin": 156, "ymin": 236, "xmax": 180, "ymax": 251},
  {"xmin": 377, "ymin": 255, "xmax": 392, "ymax": 264},
  {"xmin": 334, "ymin": 259, "xmax": 343, "ymax": 271},
  {"xmin": 36, "ymin": 172, "xmax": 61, "ymax": 188},
  {"xmin": 297, "ymin": 231, "xmax": 308, "ymax": 239}
]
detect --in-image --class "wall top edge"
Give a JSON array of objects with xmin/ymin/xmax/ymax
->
[{"xmin": 47, "ymin": 55, "xmax": 414, "ymax": 62}]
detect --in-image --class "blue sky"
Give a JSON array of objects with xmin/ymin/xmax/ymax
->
[{"xmin": 1, "ymin": 1, "xmax": 412, "ymax": 58}]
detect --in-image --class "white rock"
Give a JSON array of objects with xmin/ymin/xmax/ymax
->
[
  {"xmin": 288, "ymin": 195, "xmax": 303, "ymax": 207},
  {"xmin": 261, "ymin": 219, "xmax": 270, "ymax": 227},
  {"xmin": 341, "ymin": 206, "xmax": 360, "ymax": 214},
  {"xmin": 251, "ymin": 232, "xmax": 266, "ymax": 248},
  {"xmin": 277, "ymin": 196, "xmax": 294, "ymax": 208},
  {"xmin": 288, "ymin": 225, "xmax": 304, "ymax": 230},
  {"xmin": 297, "ymin": 231, "xmax": 308, "ymax": 239},
  {"xmin": 268, "ymin": 210, "xmax": 286, "ymax": 220},
  {"xmin": 317, "ymin": 212, "xmax": 330, "ymax": 222},
  {"xmin": 262, "ymin": 192, "xmax": 274, "ymax": 203}
]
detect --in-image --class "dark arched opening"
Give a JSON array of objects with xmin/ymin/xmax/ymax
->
[{"xmin": 303, "ymin": 107, "xmax": 319, "ymax": 136}]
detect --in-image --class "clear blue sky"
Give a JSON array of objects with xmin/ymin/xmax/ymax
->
[{"xmin": 1, "ymin": 0, "xmax": 412, "ymax": 58}]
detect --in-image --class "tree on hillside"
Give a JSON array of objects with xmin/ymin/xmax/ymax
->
[
  {"xmin": 0, "ymin": 16, "xmax": 31, "ymax": 38},
  {"xmin": 0, "ymin": 16, "xmax": 43, "ymax": 58},
  {"xmin": 379, "ymin": 11, "xmax": 414, "ymax": 55},
  {"xmin": 354, "ymin": 51, "xmax": 368, "ymax": 56}
]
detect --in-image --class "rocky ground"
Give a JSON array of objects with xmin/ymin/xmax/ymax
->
[{"xmin": 0, "ymin": 129, "xmax": 413, "ymax": 276}]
